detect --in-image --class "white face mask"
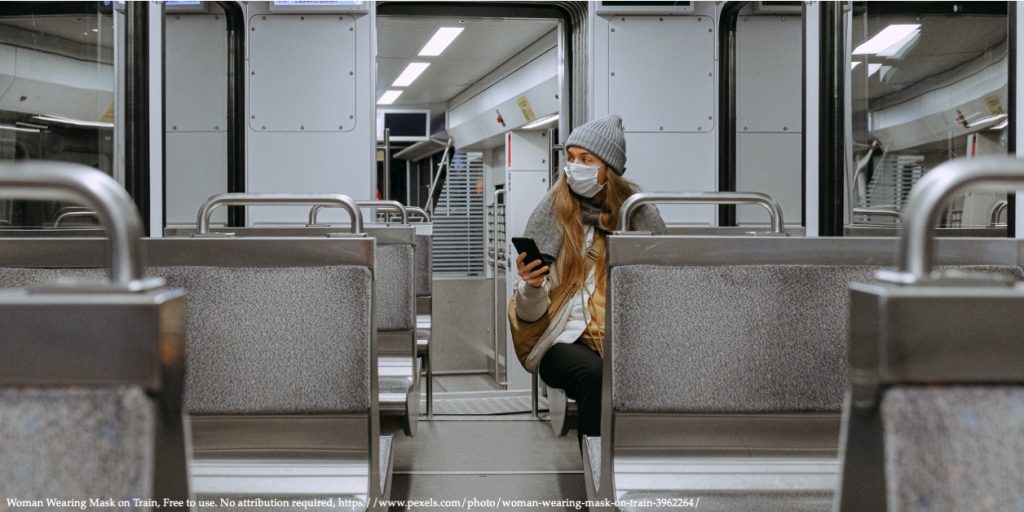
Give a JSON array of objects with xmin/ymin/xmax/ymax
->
[{"xmin": 564, "ymin": 162, "xmax": 605, "ymax": 198}]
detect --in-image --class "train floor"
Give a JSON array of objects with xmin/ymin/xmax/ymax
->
[{"xmin": 382, "ymin": 375, "xmax": 587, "ymax": 511}]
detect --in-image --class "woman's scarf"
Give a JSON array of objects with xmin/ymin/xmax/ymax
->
[{"xmin": 523, "ymin": 187, "xmax": 666, "ymax": 262}]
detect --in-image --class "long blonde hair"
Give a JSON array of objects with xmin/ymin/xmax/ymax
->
[{"xmin": 549, "ymin": 169, "xmax": 637, "ymax": 312}]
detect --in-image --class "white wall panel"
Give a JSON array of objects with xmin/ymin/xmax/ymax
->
[
  {"xmin": 244, "ymin": 3, "xmax": 374, "ymax": 224},
  {"xmin": 166, "ymin": 132, "xmax": 227, "ymax": 225},
  {"xmin": 736, "ymin": 15, "xmax": 802, "ymax": 132},
  {"xmin": 607, "ymin": 16, "xmax": 715, "ymax": 133},
  {"xmin": 164, "ymin": 14, "xmax": 228, "ymax": 228},
  {"xmin": 248, "ymin": 14, "xmax": 356, "ymax": 132},
  {"xmin": 734, "ymin": 14, "xmax": 803, "ymax": 225},
  {"xmin": 626, "ymin": 132, "xmax": 717, "ymax": 224},
  {"xmin": 736, "ymin": 132, "xmax": 802, "ymax": 224}
]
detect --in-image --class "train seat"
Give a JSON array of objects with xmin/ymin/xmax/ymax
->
[
  {"xmin": 583, "ymin": 232, "xmax": 1024, "ymax": 512},
  {"xmin": 0, "ymin": 237, "xmax": 394, "ymax": 511}
]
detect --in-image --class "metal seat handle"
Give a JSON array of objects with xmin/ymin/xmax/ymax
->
[
  {"xmin": 196, "ymin": 193, "xmax": 364, "ymax": 234},
  {"xmin": 405, "ymin": 206, "xmax": 431, "ymax": 223},
  {"xmin": 617, "ymin": 191, "xmax": 786, "ymax": 234},
  {"xmin": 886, "ymin": 156, "xmax": 1024, "ymax": 284},
  {"xmin": 0, "ymin": 161, "xmax": 148, "ymax": 288},
  {"xmin": 309, "ymin": 199, "xmax": 408, "ymax": 225}
]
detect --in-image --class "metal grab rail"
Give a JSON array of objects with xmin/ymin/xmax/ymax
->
[
  {"xmin": 405, "ymin": 206, "xmax": 430, "ymax": 223},
  {"xmin": 425, "ymin": 139, "xmax": 453, "ymax": 215},
  {"xmin": 0, "ymin": 161, "xmax": 151, "ymax": 289},
  {"xmin": 883, "ymin": 156, "xmax": 1024, "ymax": 284},
  {"xmin": 990, "ymin": 200, "xmax": 1009, "ymax": 227},
  {"xmin": 196, "ymin": 193, "xmax": 364, "ymax": 234},
  {"xmin": 308, "ymin": 199, "xmax": 407, "ymax": 226},
  {"xmin": 54, "ymin": 210, "xmax": 99, "ymax": 227},
  {"xmin": 618, "ymin": 192, "xmax": 786, "ymax": 234},
  {"xmin": 852, "ymin": 207, "xmax": 901, "ymax": 219}
]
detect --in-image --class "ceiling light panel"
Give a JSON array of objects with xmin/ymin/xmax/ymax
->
[
  {"xmin": 377, "ymin": 90, "xmax": 403, "ymax": 105},
  {"xmin": 392, "ymin": 62, "xmax": 430, "ymax": 87},
  {"xmin": 853, "ymin": 24, "xmax": 920, "ymax": 56},
  {"xmin": 419, "ymin": 27, "xmax": 464, "ymax": 57}
]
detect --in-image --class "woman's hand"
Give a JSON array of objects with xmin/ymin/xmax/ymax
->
[{"xmin": 515, "ymin": 252, "xmax": 548, "ymax": 288}]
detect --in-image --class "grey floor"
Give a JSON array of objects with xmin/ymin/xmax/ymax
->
[{"xmin": 383, "ymin": 373, "xmax": 586, "ymax": 510}]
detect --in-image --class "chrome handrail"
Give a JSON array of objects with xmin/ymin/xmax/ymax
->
[
  {"xmin": 0, "ymin": 161, "xmax": 152, "ymax": 289},
  {"xmin": 54, "ymin": 210, "xmax": 100, "ymax": 227},
  {"xmin": 852, "ymin": 207, "xmax": 901, "ymax": 218},
  {"xmin": 990, "ymin": 200, "xmax": 1009, "ymax": 227},
  {"xmin": 196, "ymin": 193, "xmax": 364, "ymax": 234},
  {"xmin": 308, "ymin": 199, "xmax": 407, "ymax": 226},
  {"xmin": 883, "ymin": 156, "xmax": 1024, "ymax": 284},
  {"xmin": 618, "ymin": 192, "xmax": 786, "ymax": 234},
  {"xmin": 405, "ymin": 206, "xmax": 431, "ymax": 223}
]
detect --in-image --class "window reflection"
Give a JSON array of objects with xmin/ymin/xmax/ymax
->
[
  {"xmin": 0, "ymin": 5, "xmax": 114, "ymax": 228},
  {"xmin": 850, "ymin": 3, "xmax": 1008, "ymax": 230}
]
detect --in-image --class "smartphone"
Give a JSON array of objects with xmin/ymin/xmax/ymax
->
[{"xmin": 511, "ymin": 237, "xmax": 548, "ymax": 271}]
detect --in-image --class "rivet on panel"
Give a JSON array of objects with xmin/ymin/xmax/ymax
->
[
  {"xmin": 708, "ymin": 28, "xmax": 713, "ymax": 32},
  {"xmin": 339, "ymin": 126, "xmax": 343, "ymax": 130},
  {"xmin": 300, "ymin": 126, "xmax": 305, "ymax": 130},
  {"xmin": 215, "ymin": 16, "xmax": 219, "ymax": 20},
  {"xmin": 611, "ymin": 72, "xmax": 616, "ymax": 76},
  {"xmin": 349, "ymin": 27, "xmax": 354, "ymax": 31},
  {"xmin": 262, "ymin": 16, "xmax": 266, "ymax": 20},
  {"xmin": 251, "ymin": 115, "xmax": 256, "ymax": 119},
  {"xmin": 743, "ymin": 126, "xmax": 749, "ymax": 131},
  {"xmin": 783, "ymin": 126, "xmax": 789, "ymax": 131},
  {"xmin": 708, "ymin": 116, "xmax": 713, "ymax": 120},
  {"xmin": 250, "ymin": 27, "xmax": 255, "ymax": 31},
  {"xmin": 300, "ymin": 16, "xmax": 304, "ymax": 20},
  {"xmin": 251, "ymin": 71, "xmax": 255, "ymax": 75},
  {"xmin": 215, "ymin": 125, "xmax": 220, "ymax": 130},
  {"xmin": 659, "ymin": 126, "xmax": 664, "ymax": 131},
  {"xmin": 611, "ymin": 28, "xmax": 615, "ymax": 32},
  {"xmin": 175, "ymin": 16, "xmax": 180, "ymax": 20},
  {"xmin": 349, "ymin": 71, "xmax": 354, "ymax": 76},
  {"xmin": 659, "ymin": 17, "xmax": 663, "ymax": 21},
  {"xmin": 172, "ymin": 126, "xmax": 177, "ymax": 130},
  {"xmin": 698, "ymin": 126, "xmax": 702, "ymax": 130},
  {"xmin": 349, "ymin": 115, "xmax": 354, "ymax": 119},
  {"xmin": 262, "ymin": 126, "xmax": 266, "ymax": 130}
]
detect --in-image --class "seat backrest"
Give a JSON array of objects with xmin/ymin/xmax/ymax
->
[
  {"xmin": 415, "ymin": 232, "xmax": 432, "ymax": 297},
  {"xmin": 0, "ymin": 237, "xmax": 376, "ymax": 416},
  {"xmin": 606, "ymin": 237, "xmax": 1023, "ymax": 417},
  {"xmin": 611, "ymin": 264, "xmax": 876, "ymax": 413}
]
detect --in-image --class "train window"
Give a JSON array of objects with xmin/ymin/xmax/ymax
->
[
  {"xmin": 849, "ymin": 2, "xmax": 1009, "ymax": 232},
  {"xmin": 0, "ymin": 3, "xmax": 114, "ymax": 228}
]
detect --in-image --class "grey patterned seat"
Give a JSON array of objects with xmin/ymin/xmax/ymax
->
[
  {"xmin": 0, "ymin": 237, "xmax": 394, "ymax": 511},
  {"xmin": 584, "ymin": 235, "xmax": 1024, "ymax": 512},
  {"xmin": 837, "ymin": 270, "xmax": 1024, "ymax": 511},
  {"xmin": 164, "ymin": 224, "xmax": 422, "ymax": 437}
]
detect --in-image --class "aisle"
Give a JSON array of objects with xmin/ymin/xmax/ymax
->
[{"xmin": 382, "ymin": 416, "xmax": 587, "ymax": 511}]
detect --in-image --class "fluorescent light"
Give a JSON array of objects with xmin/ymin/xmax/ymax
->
[
  {"xmin": 967, "ymin": 113, "xmax": 1007, "ymax": 128},
  {"xmin": 867, "ymin": 63, "xmax": 882, "ymax": 77},
  {"xmin": 992, "ymin": 120, "xmax": 1009, "ymax": 130},
  {"xmin": 377, "ymin": 90, "xmax": 403, "ymax": 105},
  {"xmin": 32, "ymin": 114, "xmax": 112, "ymax": 128},
  {"xmin": 853, "ymin": 24, "xmax": 920, "ymax": 56},
  {"xmin": 0, "ymin": 124, "xmax": 39, "ymax": 133},
  {"xmin": 419, "ymin": 27, "xmax": 464, "ymax": 57},
  {"xmin": 877, "ymin": 29, "xmax": 919, "ymax": 58},
  {"xmin": 851, "ymin": 62, "xmax": 861, "ymax": 70},
  {"xmin": 522, "ymin": 113, "xmax": 559, "ymax": 130},
  {"xmin": 392, "ymin": 62, "xmax": 430, "ymax": 87},
  {"xmin": 16, "ymin": 121, "xmax": 47, "ymax": 129}
]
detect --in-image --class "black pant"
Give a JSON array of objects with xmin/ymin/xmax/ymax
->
[{"xmin": 539, "ymin": 339, "xmax": 602, "ymax": 448}]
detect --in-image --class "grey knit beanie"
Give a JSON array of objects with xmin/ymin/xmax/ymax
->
[{"xmin": 565, "ymin": 114, "xmax": 627, "ymax": 175}]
